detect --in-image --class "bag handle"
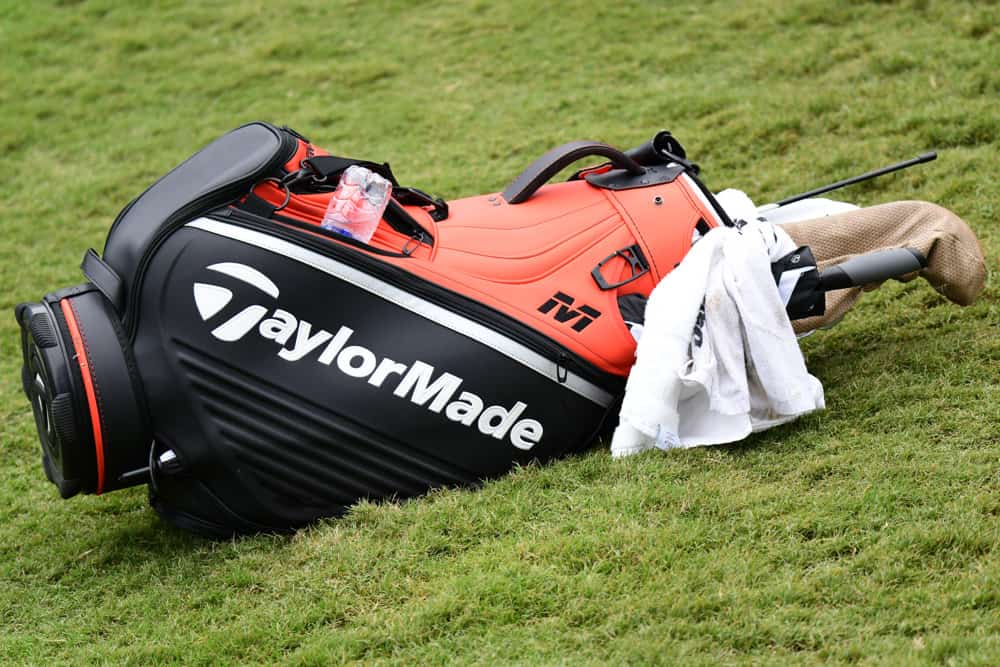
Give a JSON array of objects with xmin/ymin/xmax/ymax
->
[{"xmin": 502, "ymin": 141, "xmax": 645, "ymax": 205}]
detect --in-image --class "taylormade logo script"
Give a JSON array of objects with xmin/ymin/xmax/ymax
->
[{"xmin": 193, "ymin": 262, "xmax": 543, "ymax": 450}]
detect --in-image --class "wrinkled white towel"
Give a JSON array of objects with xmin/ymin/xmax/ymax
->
[
  {"xmin": 715, "ymin": 190, "xmax": 861, "ymax": 306},
  {"xmin": 610, "ymin": 222, "xmax": 824, "ymax": 457}
]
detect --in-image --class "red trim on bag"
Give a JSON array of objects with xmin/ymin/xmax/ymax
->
[
  {"xmin": 575, "ymin": 163, "xmax": 614, "ymax": 179},
  {"xmin": 60, "ymin": 299, "xmax": 105, "ymax": 495}
]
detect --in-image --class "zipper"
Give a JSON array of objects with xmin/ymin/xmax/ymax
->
[
  {"xmin": 123, "ymin": 126, "xmax": 298, "ymax": 338},
  {"xmin": 215, "ymin": 208, "xmax": 623, "ymax": 395},
  {"xmin": 262, "ymin": 207, "xmax": 423, "ymax": 259}
]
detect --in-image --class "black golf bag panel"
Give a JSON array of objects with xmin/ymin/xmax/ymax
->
[
  {"xmin": 102, "ymin": 122, "xmax": 298, "ymax": 311},
  {"xmin": 15, "ymin": 121, "xmax": 740, "ymax": 537},
  {"xmin": 15, "ymin": 122, "xmax": 300, "ymax": 504},
  {"xmin": 134, "ymin": 218, "xmax": 619, "ymax": 534}
]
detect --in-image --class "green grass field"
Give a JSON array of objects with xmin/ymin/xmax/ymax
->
[{"xmin": 2, "ymin": 1, "xmax": 998, "ymax": 664}]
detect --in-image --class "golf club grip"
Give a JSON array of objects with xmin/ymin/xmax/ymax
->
[{"xmin": 819, "ymin": 248, "xmax": 927, "ymax": 291}]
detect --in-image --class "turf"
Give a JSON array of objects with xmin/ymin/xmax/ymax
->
[{"xmin": 1, "ymin": 0, "xmax": 998, "ymax": 664}]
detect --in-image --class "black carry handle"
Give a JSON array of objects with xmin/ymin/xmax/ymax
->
[
  {"xmin": 503, "ymin": 141, "xmax": 645, "ymax": 204},
  {"xmin": 819, "ymin": 248, "xmax": 927, "ymax": 291}
]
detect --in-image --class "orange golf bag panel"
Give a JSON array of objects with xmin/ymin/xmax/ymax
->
[
  {"xmin": 250, "ymin": 133, "xmax": 725, "ymax": 377},
  {"xmin": 16, "ymin": 122, "xmax": 729, "ymax": 536}
]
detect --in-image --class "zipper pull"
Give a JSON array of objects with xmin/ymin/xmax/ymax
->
[
  {"xmin": 401, "ymin": 231, "xmax": 426, "ymax": 256},
  {"xmin": 556, "ymin": 353, "xmax": 569, "ymax": 383}
]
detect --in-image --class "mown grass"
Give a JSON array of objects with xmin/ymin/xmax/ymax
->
[{"xmin": 1, "ymin": 0, "xmax": 997, "ymax": 664}]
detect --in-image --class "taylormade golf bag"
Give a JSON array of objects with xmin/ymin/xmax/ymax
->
[{"xmin": 16, "ymin": 122, "xmax": 922, "ymax": 537}]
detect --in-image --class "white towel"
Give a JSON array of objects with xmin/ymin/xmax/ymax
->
[{"xmin": 610, "ymin": 223, "xmax": 824, "ymax": 458}]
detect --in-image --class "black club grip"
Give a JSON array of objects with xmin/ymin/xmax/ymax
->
[{"xmin": 819, "ymin": 248, "xmax": 927, "ymax": 291}]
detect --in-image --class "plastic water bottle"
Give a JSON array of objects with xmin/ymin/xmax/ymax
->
[{"xmin": 321, "ymin": 165, "xmax": 392, "ymax": 244}]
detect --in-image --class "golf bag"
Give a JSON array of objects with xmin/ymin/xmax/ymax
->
[{"xmin": 16, "ymin": 122, "xmax": 922, "ymax": 537}]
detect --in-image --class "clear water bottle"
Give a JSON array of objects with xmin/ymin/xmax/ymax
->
[{"xmin": 321, "ymin": 165, "xmax": 392, "ymax": 244}]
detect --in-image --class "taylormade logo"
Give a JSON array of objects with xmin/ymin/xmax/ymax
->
[{"xmin": 193, "ymin": 263, "xmax": 543, "ymax": 450}]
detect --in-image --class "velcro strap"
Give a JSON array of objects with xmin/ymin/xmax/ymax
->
[{"xmin": 302, "ymin": 156, "xmax": 399, "ymax": 186}]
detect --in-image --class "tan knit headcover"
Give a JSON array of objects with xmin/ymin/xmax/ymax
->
[{"xmin": 779, "ymin": 201, "xmax": 987, "ymax": 332}]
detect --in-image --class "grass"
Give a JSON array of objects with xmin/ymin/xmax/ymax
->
[{"xmin": 1, "ymin": 0, "xmax": 998, "ymax": 663}]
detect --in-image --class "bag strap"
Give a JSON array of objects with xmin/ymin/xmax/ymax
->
[{"xmin": 81, "ymin": 248, "xmax": 125, "ymax": 312}]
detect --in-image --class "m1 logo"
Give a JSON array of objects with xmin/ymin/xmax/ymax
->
[{"xmin": 537, "ymin": 292, "xmax": 601, "ymax": 332}]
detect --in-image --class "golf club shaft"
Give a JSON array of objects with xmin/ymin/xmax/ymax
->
[{"xmin": 775, "ymin": 152, "xmax": 937, "ymax": 207}]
